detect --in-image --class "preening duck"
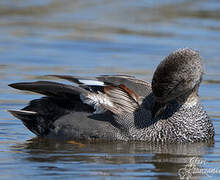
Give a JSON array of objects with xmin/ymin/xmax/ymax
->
[{"xmin": 8, "ymin": 48, "xmax": 215, "ymax": 143}]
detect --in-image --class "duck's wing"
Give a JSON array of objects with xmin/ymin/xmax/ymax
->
[
  {"xmin": 9, "ymin": 81, "xmax": 88, "ymax": 98},
  {"xmin": 9, "ymin": 75, "xmax": 152, "ymax": 114},
  {"xmin": 8, "ymin": 75, "xmax": 152, "ymax": 137},
  {"xmin": 97, "ymin": 75, "xmax": 151, "ymax": 97},
  {"xmin": 49, "ymin": 74, "xmax": 152, "ymax": 99}
]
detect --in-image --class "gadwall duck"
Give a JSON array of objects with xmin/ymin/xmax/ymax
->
[{"xmin": 8, "ymin": 48, "xmax": 214, "ymax": 143}]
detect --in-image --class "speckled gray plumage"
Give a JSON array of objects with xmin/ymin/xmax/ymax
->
[
  {"xmin": 113, "ymin": 99, "xmax": 214, "ymax": 143},
  {"xmin": 8, "ymin": 48, "xmax": 215, "ymax": 143}
]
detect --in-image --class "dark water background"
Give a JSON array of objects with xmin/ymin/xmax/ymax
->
[{"xmin": 1, "ymin": 0, "xmax": 220, "ymax": 179}]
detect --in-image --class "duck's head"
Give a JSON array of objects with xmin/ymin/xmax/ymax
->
[{"xmin": 151, "ymin": 48, "xmax": 204, "ymax": 117}]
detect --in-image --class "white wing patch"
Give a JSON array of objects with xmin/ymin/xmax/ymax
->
[
  {"xmin": 78, "ymin": 80, "xmax": 104, "ymax": 86},
  {"xmin": 80, "ymin": 92, "xmax": 114, "ymax": 114}
]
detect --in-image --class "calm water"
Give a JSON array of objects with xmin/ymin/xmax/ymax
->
[{"xmin": 1, "ymin": 0, "xmax": 220, "ymax": 179}]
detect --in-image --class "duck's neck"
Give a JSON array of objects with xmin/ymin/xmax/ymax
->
[{"xmin": 176, "ymin": 85, "xmax": 199, "ymax": 106}]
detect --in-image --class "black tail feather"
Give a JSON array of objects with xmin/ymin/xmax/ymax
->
[
  {"xmin": 8, "ymin": 110, "xmax": 42, "ymax": 136},
  {"xmin": 8, "ymin": 110, "xmax": 37, "ymax": 120}
]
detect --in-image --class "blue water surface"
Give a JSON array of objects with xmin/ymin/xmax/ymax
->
[{"xmin": 0, "ymin": 0, "xmax": 220, "ymax": 179}]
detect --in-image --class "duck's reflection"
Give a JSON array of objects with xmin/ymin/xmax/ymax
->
[{"xmin": 11, "ymin": 138, "xmax": 214, "ymax": 180}]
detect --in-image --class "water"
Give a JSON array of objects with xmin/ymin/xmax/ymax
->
[{"xmin": 0, "ymin": 0, "xmax": 220, "ymax": 179}]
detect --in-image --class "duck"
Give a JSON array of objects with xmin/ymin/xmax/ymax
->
[{"xmin": 8, "ymin": 48, "xmax": 215, "ymax": 143}]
